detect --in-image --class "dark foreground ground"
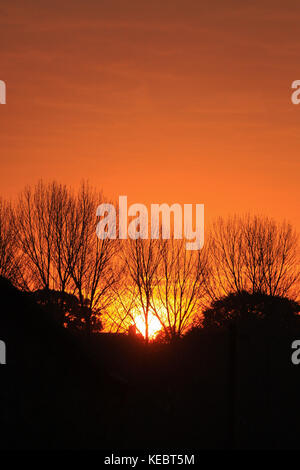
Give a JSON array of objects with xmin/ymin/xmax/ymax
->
[{"xmin": 1, "ymin": 278, "xmax": 300, "ymax": 450}]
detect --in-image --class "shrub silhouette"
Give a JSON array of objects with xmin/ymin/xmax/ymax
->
[
  {"xmin": 202, "ymin": 291, "xmax": 300, "ymax": 330},
  {"xmin": 30, "ymin": 288, "xmax": 102, "ymax": 332}
]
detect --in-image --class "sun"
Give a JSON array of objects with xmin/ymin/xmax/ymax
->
[{"xmin": 134, "ymin": 312, "xmax": 162, "ymax": 339}]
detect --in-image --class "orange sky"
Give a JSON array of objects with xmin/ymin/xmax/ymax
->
[{"xmin": 1, "ymin": 1, "xmax": 299, "ymax": 232}]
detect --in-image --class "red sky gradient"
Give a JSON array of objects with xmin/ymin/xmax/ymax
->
[{"xmin": 1, "ymin": 1, "xmax": 299, "ymax": 232}]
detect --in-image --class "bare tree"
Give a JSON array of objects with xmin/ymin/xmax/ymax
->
[
  {"xmin": 121, "ymin": 238, "xmax": 162, "ymax": 343},
  {"xmin": 14, "ymin": 180, "xmax": 79, "ymax": 292},
  {"xmin": 151, "ymin": 238, "xmax": 208, "ymax": 340},
  {"xmin": 208, "ymin": 214, "xmax": 300, "ymax": 300},
  {"xmin": 104, "ymin": 281, "xmax": 137, "ymax": 334},
  {"xmin": 15, "ymin": 181, "xmax": 57, "ymax": 290},
  {"xmin": 69, "ymin": 183, "xmax": 120, "ymax": 336},
  {"xmin": 51, "ymin": 183, "xmax": 78, "ymax": 295},
  {"xmin": 14, "ymin": 180, "xmax": 119, "ymax": 333},
  {"xmin": 0, "ymin": 198, "xmax": 23, "ymax": 286}
]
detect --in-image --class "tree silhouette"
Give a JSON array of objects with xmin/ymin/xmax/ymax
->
[
  {"xmin": 207, "ymin": 214, "xmax": 299, "ymax": 301},
  {"xmin": 69, "ymin": 183, "xmax": 120, "ymax": 336},
  {"xmin": 202, "ymin": 290, "xmax": 300, "ymax": 330},
  {"xmin": 13, "ymin": 180, "xmax": 118, "ymax": 336},
  {"xmin": 151, "ymin": 238, "xmax": 208, "ymax": 340},
  {"xmin": 0, "ymin": 198, "xmax": 24, "ymax": 288},
  {"xmin": 31, "ymin": 288, "xmax": 102, "ymax": 331},
  {"xmin": 121, "ymin": 238, "xmax": 162, "ymax": 343},
  {"xmin": 14, "ymin": 180, "xmax": 73, "ymax": 291},
  {"xmin": 2, "ymin": 181, "xmax": 299, "ymax": 341}
]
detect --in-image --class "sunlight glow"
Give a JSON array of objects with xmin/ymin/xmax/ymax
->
[{"xmin": 134, "ymin": 313, "xmax": 162, "ymax": 339}]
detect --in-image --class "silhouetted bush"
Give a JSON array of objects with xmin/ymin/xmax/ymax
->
[{"xmin": 202, "ymin": 291, "xmax": 300, "ymax": 330}]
